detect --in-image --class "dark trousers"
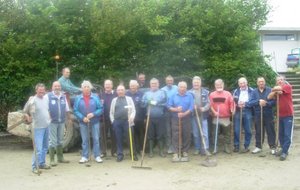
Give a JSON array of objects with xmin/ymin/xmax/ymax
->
[
  {"xmin": 148, "ymin": 117, "xmax": 166, "ymax": 141},
  {"xmin": 171, "ymin": 117, "xmax": 191, "ymax": 154},
  {"xmin": 100, "ymin": 118, "xmax": 117, "ymax": 156},
  {"xmin": 133, "ymin": 119, "xmax": 145, "ymax": 153},
  {"xmin": 254, "ymin": 113, "xmax": 275, "ymax": 149},
  {"xmin": 112, "ymin": 119, "xmax": 136, "ymax": 157}
]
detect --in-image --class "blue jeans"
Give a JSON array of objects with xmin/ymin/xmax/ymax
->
[
  {"xmin": 32, "ymin": 127, "xmax": 49, "ymax": 170},
  {"xmin": 279, "ymin": 116, "xmax": 293, "ymax": 154},
  {"xmin": 79, "ymin": 122, "xmax": 101, "ymax": 159},
  {"xmin": 192, "ymin": 116, "xmax": 209, "ymax": 151},
  {"xmin": 234, "ymin": 109, "xmax": 252, "ymax": 148},
  {"xmin": 49, "ymin": 122, "xmax": 64, "ymax": 148}
]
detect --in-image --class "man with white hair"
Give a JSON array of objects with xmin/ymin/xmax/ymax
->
[
  {"xmin": 74, "ymin": 80, "xmax": 103, "ymax": 163},
  {"xmin": 209, "ymin": 79, "xmax": 234, "ymax": 154},
  {"xmin": 126, "ymin": 80, "xmax": 146, "ymax": 154},
  {"xmin": 168, "ymin": 81, "xmax": 194, "ymax": 162},
  {"xmin": 232, "ymin": 77, "xmax": 254, "ymax": 153},
  {"xmin": 189, "ymin": 76, "xmax": 210, "ymax": 155}
]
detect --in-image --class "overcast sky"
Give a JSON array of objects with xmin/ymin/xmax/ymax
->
[{"xmin": 264, "ymin": 0, "xmax": 300, "ymax": 27}]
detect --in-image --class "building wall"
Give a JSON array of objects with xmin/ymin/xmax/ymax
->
[{"xmin": 260, "ymin": 30, "xmax": 300, "ymax": 72}]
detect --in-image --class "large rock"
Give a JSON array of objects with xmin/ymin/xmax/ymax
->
[{"xmin": 7, "ymin": 111, "xmax": 31, "ymax": 138}]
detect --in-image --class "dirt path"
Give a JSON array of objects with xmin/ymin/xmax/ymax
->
[{"xmin": 0, "ymin": 129, "xmax": 300, "ymax": 190}]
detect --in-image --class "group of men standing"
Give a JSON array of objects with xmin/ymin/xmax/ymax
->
[{"xmin": 23, "ymin": 67, "xmax": 294, "ymax": 174}]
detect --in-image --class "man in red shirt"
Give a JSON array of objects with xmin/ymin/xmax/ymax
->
[
  {"xmin": 209, "ymin": 79, "xmax": 234, "ymax": 154},
  {"xmin": 268, "ymin": 75, "xmax": 294, "ymax": 161}
]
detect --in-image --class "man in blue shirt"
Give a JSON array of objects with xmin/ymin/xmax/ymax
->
[
  {"xmin": 161, "ymin": 75, "xmax": 178, "ymax": 154},
  {"xmin": 168, "ymin": 81, "xmax": 194, "ymax": 162}
]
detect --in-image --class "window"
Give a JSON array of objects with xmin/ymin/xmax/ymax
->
[{"xmin": 263, "ymin": 34, "xmax": 296, "ymax": 41}]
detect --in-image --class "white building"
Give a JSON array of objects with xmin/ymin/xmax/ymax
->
[{"xmin": 259, "ymin": 27, "xmax": 300, "ymax": 72}]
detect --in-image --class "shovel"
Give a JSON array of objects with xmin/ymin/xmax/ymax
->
[
  {"xmin": 194, "ymin": 105, "xmax": 217, "ymax": 167},
  {"xmin": 132, "ymin": 105, "xmax": 152, "ymax": 170},
  {"xmin": 275, "ymin": 93, "xmax": 280, "ymax": 154},
  {"xmin": 239, "ymin": 107, "xmax": 243, "ymax": 153}
]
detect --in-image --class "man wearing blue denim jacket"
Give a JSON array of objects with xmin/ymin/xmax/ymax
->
[
  {"xmin": 74, "ymin": 80, "xmax": 103, "ymax": 164},
  {"xmin": 189, "ymin": 76, "xmax": 210, "ymax": 155},
  {"xmin": 142, "ymin": 78, "xmax": 167, "ymax": 158},
  {"xmin": 233, "ymin": 77, "xmax": 254, "ymax": 153}
]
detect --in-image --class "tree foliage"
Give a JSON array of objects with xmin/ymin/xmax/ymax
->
[{"xmin": 0, "ymin": 0, "xmax": 274, "ymax": 130}]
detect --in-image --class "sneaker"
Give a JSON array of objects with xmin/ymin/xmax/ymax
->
[
  {"xmin": 39, "ymin": 164, "xmax": 51, "ymax": 169},
  {"xmin": 275, "ymin": 149, "xmax": 282, "ymax": 157},
  {"xmin": 193, "ymin": 150, "xmax": 200, "ymax": 155},
  {"xmin": 172, "ymin": 154, "xmax": 180, "ymax": 162},
  {"xmin": 32, "ymin": 168, "xmax": 42, "ymax": 174},
  {"xmin": 270, "ymin": 148, "xmax": 276, "ymax": 155},
  {"xmin": 280, "ymin": 153, "xmax": 287, "ymax": 161},
  {"xmin": 241, "ymin": 148, "xmax": 250, "ymax": 153},
  {"xmin": 100, "ymin": 153, "xmax": 106, "ymax": 158},
  {"xmin": 252, "ymin": 147, "xmax": 262, "ymax": 154},
  {"xmin": 95, "ymin": 156, "xmax": 103, "ymax": 163},
  {"xmin": 79, "ymin": 157, "xmax": 88, "ymax": 164},
  {"xmin": 181, "ymin": 152, "xmax": 189, "ymax": 162}
]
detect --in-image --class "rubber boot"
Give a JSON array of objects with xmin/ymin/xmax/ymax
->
[
  {"xmin": 49, "ymin": 147, "xmax": 57, "ymax": 167},
  {"xmin": 149, "ymin": 140, "xmax": 154, "ymax": 158},
  {"xmin": 223, "ymin": 126, "xmax": 231, "ymax": 154},
  {"xmin": 158, "ymin": 140, "xmax": 166, "ymax": 157},
  {"xmin": 57, "ymin": 145, "xmax": 70, "ymax": 163}
]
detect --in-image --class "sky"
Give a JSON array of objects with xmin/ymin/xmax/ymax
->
[{"xmin": 265, "ymin": 0, "xmax": 300, "ymax": 27}]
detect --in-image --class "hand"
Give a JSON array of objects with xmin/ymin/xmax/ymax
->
[
  {"xmin": 214, "ymin": 111, "xmax": 219, "ymax": 117},
  {"xmin": 238, "ymin": 101, "xmax": 245, "ymax": 108},
  {"xmin": 259, "ymin": 99, "xmax": 266, "ymax": 107},
  {"xmin": 178, "ymin": 112, "xmax": 185, "ymax": 118},
  {"xmin": 83, "ymin": 117, "xmax": 90, "ymax": 123},
  {"xmin": 86, "ymin": 113, "xmax": 94, "ymax": 119},
  {"xmin": 128, "ymin": 117, "xmax": 134, "ymax": 124},
  {"xmin": 177, "ymin": 106, "xmax": 182, "ymax": 112},
  {"xmin": 24, "ymin": 114, "xmax": 32, "ymax": 123},
  {"xmin": 150, "ymin": 100, "xmax": 157, "ymax": 106}
]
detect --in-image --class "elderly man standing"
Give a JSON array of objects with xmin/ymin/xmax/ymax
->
[
  {"xmin": 110, "ymin": 85, "xmax": 137, "ymax": 162},
  {"xmin": 161, "ymin": 75, "xmax": 178, "ymax": 154},
  {"xmin": 209, "ymin": 79, "xmax": 234, "ymax": 154},
  {"xmin": 126, "ymin": 80, "xmax": 145, "ymax": 154},
  {"xmin": 23, "ymin": 83, "xmax": 51, "ymax": 174},
  {"xmin": 142, "ymin": 78, "xmax": 167, "ymax": 158},
  {"xmin": 232, "ymin": 77, "xmax": 254, "ymax": 153},
  {"xmin": 47, "ymin": 81, "xmax": 70, "ymax": 166},
  {"xmin": 99, "ymin": 79, "xmax": 117, "ymax": 157},
  {"xmin": 248, "ymin": 77, "xmax": 276, "ymax": 154},
  {"xmin": 74, "ymin": 81, "xmax": 103, "ymax": 163},
  {"xmin": 189, "ymin": 76, "xmax": 210, "ymax": 155},
  {"xmin": 168, "ymin": 81, "xmax": 194, "ymax": 162},
  {"xmin": 268, "ymin": 75, "xmax": 294, "ymax": 161}
]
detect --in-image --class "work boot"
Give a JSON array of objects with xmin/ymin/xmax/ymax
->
[
  {"xmin": 57, "ymin": 145, "xmax": 70, "ymax": 163},
  {"xmin": 158, "ymin": 140, "xmax": 166, "ymax": 157},
  {"xmin": 49, "ymin": 147, "xmax": 57, "ymax": 167},
  {"xmin": 224, "ymin": 144, "xmax": 231, "ymax": 154},
  {"xmin": 149, "ymin": 140, "xmax": 154, "ymax": 158}
]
